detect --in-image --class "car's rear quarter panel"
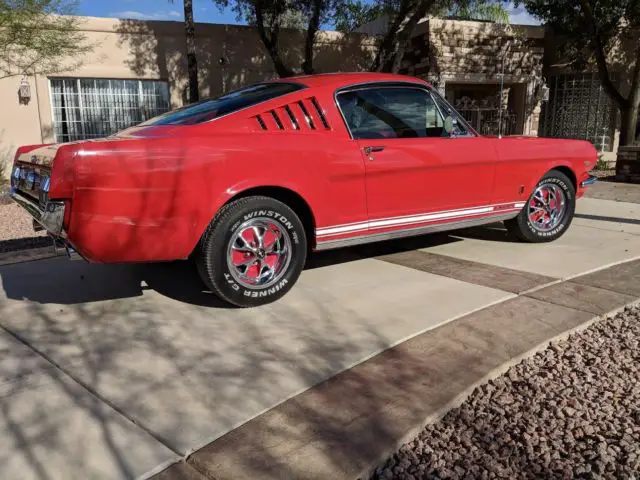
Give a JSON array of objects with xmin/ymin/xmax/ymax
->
[{"xmin": 68, "ymin": 125, "xmax": 366, "ymax": 262}]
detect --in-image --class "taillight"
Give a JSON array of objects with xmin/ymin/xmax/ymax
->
[{"xmin": 13, "ymin": 144, "xmax": 51, "ymax": 163}]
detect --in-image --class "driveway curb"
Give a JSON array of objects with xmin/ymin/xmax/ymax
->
[{"xmin": 149, "ymin": 258, "xmax": 640, "ymax": 480}]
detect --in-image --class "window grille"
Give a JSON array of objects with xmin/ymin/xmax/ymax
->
[
  {"xmin": 50, "ymin": 78, "xmax": 171, "ymax": 142},
  {"xmin": 539, "ymin": 73, "xmax": 617, "ymax": 152}
]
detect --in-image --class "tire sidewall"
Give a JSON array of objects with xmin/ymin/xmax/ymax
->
[
  {"xmin": 523, "ymin": 173, "xmax": 575, "ymax": 240},
  {"xmin": 207, "ymin": 199, "xmax": 306, "ymax": 306}
]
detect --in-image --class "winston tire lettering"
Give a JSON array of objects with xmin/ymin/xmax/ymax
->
[
  {"xmin": 243, "ymin": 279, "xmax": 289, "ymax": 297},
  {"xmin": 243, "ymin": 211, "xmax": 294, "ymax": 231}
]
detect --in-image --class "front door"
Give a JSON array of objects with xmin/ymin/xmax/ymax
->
[{"xmin": 336, "ymin": 85, "xmax": 496, "ymax": 228}]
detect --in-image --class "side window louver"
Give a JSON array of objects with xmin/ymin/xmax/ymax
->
[
  {"xmin": 309, "ymin": 97, "xmax": 330, "ymax": 129},
  {"xmin": 297, "ymin": 100, "xmax": 315, "ymax": 129},
  {"xmin": 252, "ymin": 96, "xmax": 330, "ymax": 131},
  {"xmin": 270, "ymin": 110, "xmax": 284, "ymax": 129},
  {"xmin": 284, "ymin": 105, "xmax": 299, "ymax": 130}
]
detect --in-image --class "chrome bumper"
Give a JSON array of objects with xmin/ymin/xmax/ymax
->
[
  {"xmin": 10, "ymin": 187, "xmax": 83, "ymax": 261},
  {"xmin": 580, "ymin": 176, "xmax": 598, "ymax": 188},
  {"xmin": 9, "ymin": 186, "xmax": 66, "ymax": 236}
]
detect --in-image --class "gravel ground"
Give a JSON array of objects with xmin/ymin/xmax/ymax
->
[
  {"xmin": 591, "ymin": 169, "xmax": 616, "ymax": 180},
  {"xmin": 375, "ymin": 305, "xmax": 640, "ymax": 480},
  {"xmin": 0, "ymin": 180, "xmax": 10, "ymax": 205},
  {"xmin": 0, "ymin": 202, "xmax": 47, "ymax": 252}
]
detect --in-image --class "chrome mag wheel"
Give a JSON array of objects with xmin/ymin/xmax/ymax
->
[
  {"xmin": 226, "ymin": 217, "xmax": 292, "ymax": 289},
  {"xmin": 527, "ymin": 183, "xmax": 566, "ymax": 232}
]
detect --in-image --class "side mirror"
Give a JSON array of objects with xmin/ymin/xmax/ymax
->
[{"xmin": 444, "ymin": 116, "xmax": 455, "ymax": 136}]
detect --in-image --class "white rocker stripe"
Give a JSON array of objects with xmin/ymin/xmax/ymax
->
[
  {"xmin": 369, "ymin": 206, "xmax": 493, "ymax": 229},
  {"xmin": 316, "ymin": 201, "xmax": 524, "ymax": 238}
]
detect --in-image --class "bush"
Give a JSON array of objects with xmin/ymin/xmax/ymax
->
[{"xmin": 593, "ymin": 154, "xmax": 611, "ymax": 171}]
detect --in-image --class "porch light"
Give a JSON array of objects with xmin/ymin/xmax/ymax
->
[
  {"xmin": 536, "ymin": 77, "xmax": 550, "ymax": 102},
  {"xmin": 18, "ymin": 78, "xmax": 31, "ymax": 103},
  {"xmin": 540, "ymin": 84, "xmax": 550, "ymax": 102}
]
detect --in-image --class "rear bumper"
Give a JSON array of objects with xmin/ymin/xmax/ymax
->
[
  {"xmin": 10, "ymin": 187, "xmax": 84, "ymax": 262},
  {"xmin": 10, "ymin": 187, "xmax": 66, "ymax": 236}
]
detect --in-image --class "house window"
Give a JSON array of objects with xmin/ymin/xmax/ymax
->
[{"xmin": 50, "ymin": 78, "xmax": 171, "ymax": 142}]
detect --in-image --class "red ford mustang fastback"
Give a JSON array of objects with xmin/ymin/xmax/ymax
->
[{"xmin": 10, "ymin": 73, "xmax": 597, "ymax": 307}]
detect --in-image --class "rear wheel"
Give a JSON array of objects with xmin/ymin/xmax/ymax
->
[
  {"xmin": 197, "ymin": 196, "xmax": 307, "ymax": 307},
  {"xmin": 505, "ymin": 170, "xmax": 575, "ymax": 243}
]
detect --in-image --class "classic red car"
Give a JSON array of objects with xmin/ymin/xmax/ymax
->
[{"xmin": 10, "ymin": 73, "xmax": 597, "ymax": 307}]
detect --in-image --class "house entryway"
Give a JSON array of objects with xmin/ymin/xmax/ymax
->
[{"xmin": 444, "ymin": 82, "xmax": 526, "ymax": 136}]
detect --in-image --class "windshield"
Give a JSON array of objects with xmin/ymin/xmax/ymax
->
[{"xmin": 139, "ymin": 82, "xmax": 306, "ymax": 126}]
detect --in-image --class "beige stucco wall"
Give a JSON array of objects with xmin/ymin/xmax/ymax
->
[
  {"xmin": 0, "ymin": 16, "xmax": 375, "ymax": 178},
  {"xmin": 0, "ymin": 76, "xmax": 45, "ymax": 177}
]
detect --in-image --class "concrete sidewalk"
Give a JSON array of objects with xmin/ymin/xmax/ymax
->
[
  {"xmin": 0, "ymin": 192, "xmax": 638, "ymax": 479},
  {"xmin": 168, "ymin": 258, "xmax": 640, "ymax": 480}
]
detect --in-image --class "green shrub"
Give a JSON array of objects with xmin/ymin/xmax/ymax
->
[{"xmin": 593, "ymin": 154, "xmax": 610, "ymax": 171}]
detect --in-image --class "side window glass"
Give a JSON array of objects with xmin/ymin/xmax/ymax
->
[
  {"xmin": 431, "ymin": 92, "xmax": 469, "ymax": 136},
  {"xmin": 337, "ymin": 87, "xmax": 446, "ymax": 139}
]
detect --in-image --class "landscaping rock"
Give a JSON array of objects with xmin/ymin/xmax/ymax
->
[{"xmin": 374, "ymin": 305, "xmax": 640, "ymax": 479}]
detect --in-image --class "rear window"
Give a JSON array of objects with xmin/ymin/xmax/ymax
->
[{"xmin": 139, "ymin": 82, "xmax": 306, "ymax": 126}]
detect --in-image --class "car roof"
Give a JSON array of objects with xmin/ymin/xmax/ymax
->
[{"xmin": 274, "ymin": 72, "xmax": 431, "ymax": 90}]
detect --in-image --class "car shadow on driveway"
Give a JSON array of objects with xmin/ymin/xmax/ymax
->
[
  {"xmin": 0, "ymin": 258, "xmax": 232, "ymax": 308},
  {"xmin": 0, "ymin": 225, "xmax": 508, "ymax": 308},
  {"xmin": 306, "ymin": 231, "xmax": 464, "ymax": 270}
]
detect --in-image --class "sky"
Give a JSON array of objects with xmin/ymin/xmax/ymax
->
[{"xmin": 77, "ymin": 0, "xmax": 540, "ymax": 27}]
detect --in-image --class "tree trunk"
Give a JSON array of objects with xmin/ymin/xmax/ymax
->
[
  {"xmin": 254, "ymin": 0, "xmax": 295, "ymax": 78},
  {"xmin": 619, "ymin": 103, "xmax": 639, "ymax": 147},
  {"xmin": 370, "ymin": 0, "xmax": 413, "ymax": 72},
  {"xmin": 370, "ymin": 0, "xmax": 432, "ymax": 73},
  {"xmin": 302, "ymin": 0, "xmax": 323, "ymax": 75},
  {"xmin": 183, "ymin": 0, "xmax": 199, "ymax": 102}
]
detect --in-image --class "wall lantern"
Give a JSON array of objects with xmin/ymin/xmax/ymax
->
[
  {"xmin": 18, "ymin": 78, "xmax": 31, "ymax": 104},
  {"xmin": 536, "ymin": 77, "xmax": 550, "ymax": 102},
  {"xmin": 540, "ymin": 84, "xmax": 550, "ymax": 102}
]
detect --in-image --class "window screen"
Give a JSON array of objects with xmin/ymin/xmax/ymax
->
[{"xmin": 50, "ymin": 78, "xmax": 170, "ymax": 142}]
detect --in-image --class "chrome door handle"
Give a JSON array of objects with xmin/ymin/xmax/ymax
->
[{"xmin": 364, "ymin": 146, "xmax": 385, "ymax": 155}]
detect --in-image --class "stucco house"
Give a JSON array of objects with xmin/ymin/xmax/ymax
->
[
  {"xmin": 0, "ymin": 16, "xmax": 374, "ymax": 176},
  {"xmin": 0, "ymin": 14, "xmax": 632, "ymax": 178}
]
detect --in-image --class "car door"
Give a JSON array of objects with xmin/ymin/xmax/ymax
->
[{"xmin": 336, "ymin": 84, "xmax": 497, "ymax": 228}]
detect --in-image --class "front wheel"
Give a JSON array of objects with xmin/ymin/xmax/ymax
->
[
  {"xmin": 505, "ymin": 170, "xmax": 576, "ymax": 243},
  {"xmin": 197, "ymin": 196, "xmax": 307, "ymax": 307}
]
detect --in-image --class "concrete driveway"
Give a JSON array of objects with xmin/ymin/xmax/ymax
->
[{"xmin": 0, "ymin": 188, "xmax": 638, "ymax": 479}]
